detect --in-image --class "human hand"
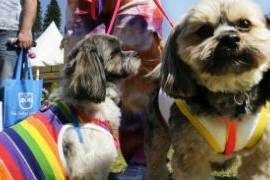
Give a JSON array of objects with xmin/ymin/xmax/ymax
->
[{"xmin": 18, "ymin": 31, "xmax": 33, "ymax": 49}]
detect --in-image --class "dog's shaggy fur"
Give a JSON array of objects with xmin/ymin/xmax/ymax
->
[{"xmin": 145, "ymin": 0, "xmax": 270, "ymax": 179}]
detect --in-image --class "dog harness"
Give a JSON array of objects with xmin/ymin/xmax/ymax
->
[
  {"xmin": 55, "ymin": 102, "xmax": 119, "ymax": 149},
  {"xmin": 0, "ymin": 102, "xmax": 117, "ymax": 180},
  {"xmin": 158, "ymin": 90, "xmax": 270, "ymax": 155}
]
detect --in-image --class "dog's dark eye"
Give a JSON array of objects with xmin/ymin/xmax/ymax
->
[
  {"xmin": 111, "ymin": 51, "xmax": 119, "ymax": 58},
  {"xmin": 236, "ymin": 19, "xmax": 252, "ymax": 31},
  {"xmin": 110, "ymin": 49, "xmax": 121, "ymax": 57},
  {"xmin": 196, "ymin": 24, "xmax": 214, "ymax": 39}
]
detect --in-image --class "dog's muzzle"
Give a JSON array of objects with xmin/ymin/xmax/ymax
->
[
  {"xmin": 217, "ymin": 31, "xmax": 240, "ymax": 49},
  {"xmin": 202, "ymin": 31, "xmax": 256, "ymax": 75}
]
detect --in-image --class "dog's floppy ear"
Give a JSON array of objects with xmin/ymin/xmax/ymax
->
[
  {"xmin": 260, "ymin": 70, "xmax": 270, "ymax": 100},
  {"xmin": 265, "ymin": 14, "xmax": 270, "ymax": 29},
  {"xmin": 161, "ymin": 24, "xmax": 197, "ymax": 98},
  {"xmin": 65, "ymin": 38, "xmax": 106, "ymax": 103}
]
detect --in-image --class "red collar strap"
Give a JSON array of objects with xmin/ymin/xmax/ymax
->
[
  {"xmin": 76, "ymin": 110, "xmax": 120, "ymax": 149},
  {"xmin": 91, "ymin": 119, "xmax": 120, "ymax": 149},
  {"xmin": 91, "ymin": 119, "xmax": 113, "ymax": 134},
  {"xmin": 223, "ymin": 120, "xmax": 237, "ymax": 155}
]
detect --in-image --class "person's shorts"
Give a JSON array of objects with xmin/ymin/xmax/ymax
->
[{"xmin": 0, "ymin": 30, "xmax": 18, "ymax": 87}]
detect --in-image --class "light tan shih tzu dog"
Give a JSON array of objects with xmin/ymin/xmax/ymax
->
[{"xmin": 145, "ymin": 0, "xmax": 270, "ymax": 179}]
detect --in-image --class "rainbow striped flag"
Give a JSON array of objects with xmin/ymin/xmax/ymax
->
[{"xmin": 0, "ymin": 105, "xmax": 67, "ymax": 180}]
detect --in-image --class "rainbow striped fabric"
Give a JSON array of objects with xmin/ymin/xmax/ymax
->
[{"xmin": 0, "ymin": 104, "xmax": 67, "ymax": 180}]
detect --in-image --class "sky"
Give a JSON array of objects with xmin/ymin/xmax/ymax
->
[
  {"xmin": 161, "ymin": 0, "xmax": 270, "ymax": 38},
  {"xmin": 40, "ymin": 0, "xmax": 270, "ymax": 38}
]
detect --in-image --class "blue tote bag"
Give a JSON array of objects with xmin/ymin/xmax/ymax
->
[{"xmin": 2, "ymin": 49, "xmax": 43, "ymax": 128}]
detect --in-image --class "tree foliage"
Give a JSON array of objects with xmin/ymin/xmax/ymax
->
[
  {"xmin": 43, "ymin": 0, "xmax": 61, "ymax": 30},
  {"xmin": 32, "ymin": 0, "xmax": 42, "ymax": 38}
]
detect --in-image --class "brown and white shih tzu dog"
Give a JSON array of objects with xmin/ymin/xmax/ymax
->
[
  {"xmin": 60, "ymin": 34, "xmax": 140, "ymax": 179},
  {"xmin": 145, "ymin": 0, "xmax": 270, "ymax": 179},
  {"xmin": 0, "ymin": 35, "xmax": 140, "ymax": 180}
]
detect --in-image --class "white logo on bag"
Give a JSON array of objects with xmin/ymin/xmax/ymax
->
[{"xmin": 18, "ymin": 92, "xmax": 34, "ymax": 110}]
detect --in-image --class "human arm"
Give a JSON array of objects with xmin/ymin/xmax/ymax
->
[{"xmin": 18, "ymin": 0, "xmax": 37, "ymax": 49}]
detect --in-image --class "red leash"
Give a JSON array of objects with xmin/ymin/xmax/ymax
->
[
  {"xmin": 107, "ymin": 0, "xmax": 122, "ymax": 34},
  {"xmin": 152, "ymin": 0, "xmax": 174, "ymax": 28},
  {"xmin": 108, "ymin": 0, "xmax": 175, "ymax": 34},
  {"xmin": 76, "ymin": 0, "xmax": 173, "ymax": 34}
]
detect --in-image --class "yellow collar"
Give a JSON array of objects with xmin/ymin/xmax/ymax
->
[{"xmin": 175, "ymin": 99, "xmax": 269, "ymax": 154}]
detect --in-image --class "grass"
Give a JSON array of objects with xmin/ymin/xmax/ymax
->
[
  {"xmin": 109, "ymin": 151, "xmax": 128, "ymax": 179},
  {"xmin": 110, "ymin": 151, "xmax": 127, "ymax": 173}
]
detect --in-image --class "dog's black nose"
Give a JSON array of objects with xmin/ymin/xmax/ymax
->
[{"xmin": 218, "ymin": 32, "xmax": 240, "ymax": 48}]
